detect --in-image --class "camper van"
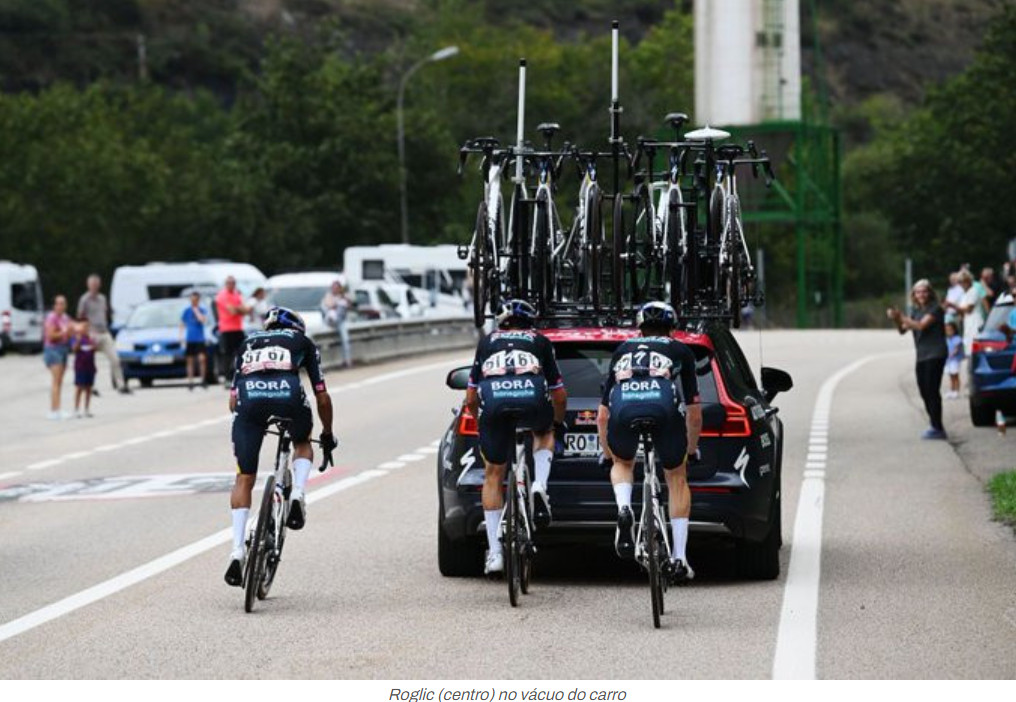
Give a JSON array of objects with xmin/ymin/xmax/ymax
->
[
  {"xmin": 110, "ymin": 261, "xmax": 267, "ymax": 332},
  {"xmin": 342, "ymin": 244, "xmax": 468, "ymax": 316},
  {"xmin": 0, "ymin": 261, "xmax": 44, "ymax": 353}
]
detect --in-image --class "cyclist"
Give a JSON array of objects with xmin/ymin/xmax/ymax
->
[
  {"xmin": 465, "ymin": 299, "xmax": 567, "ymax": 576},
  {"xmin": 224, "ymin": 306, "xmax": 338, "ymax": 587},
  {"xmin": 596, "ymin": 301, "xmax": 702, "ymax": 582}
]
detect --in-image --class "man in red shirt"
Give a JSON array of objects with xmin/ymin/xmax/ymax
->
[{"xmin": 215, "ymin": 276, "xmax": 250, "ymax": 385}]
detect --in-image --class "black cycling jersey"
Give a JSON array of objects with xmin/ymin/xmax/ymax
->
[
  {"xmin": 229, "ymin": 328, "xmax": 326, "ymax": 475},
  {"xmin": 230, "ymin": 328, "xmax": 327, "ymax": 406},
  {"xmin": 600, "ymin": 335, "xmax": 700, "ymax": 407},
  {"xmin": 467, "ymin": 329, "xmax": 564, "ymax": 390}
]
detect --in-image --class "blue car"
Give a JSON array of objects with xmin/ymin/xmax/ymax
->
[
  {"xmin": 115, "ymin": 297, "xmax": 219, "ymax": 388},
  {"xmin": 969, "ymin": 292, "xmax": 1016, "ymax": 426}
]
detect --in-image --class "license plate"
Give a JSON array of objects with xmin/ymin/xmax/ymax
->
[
  {"xmin": 142, "ymin": 354, "xmax": 174, "ymax": 365},
  {"xmin": 564, "ymin": 433, "xmax": 600, "ymax": 456}
]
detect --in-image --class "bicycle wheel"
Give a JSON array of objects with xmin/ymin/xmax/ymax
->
[
  {"xmin": 244, "ymin": 474, "xmax": 275, "ymax": 613},
  {"xmin": 665, "ymin": 194, "xmax": 684, "ymax": 310},
  {"xmin": 471, "ymin": 201, "xmax": 488, "ymax": 328},
  {"xmin": 533, "ymin": 193, "xmax": 551, "ymax": 315},
  {"xmin": 258, "ymin": 481, "xmax": 288, "ymax": 599},
  {"xmin": 632, "ymin": 184, "xmax": 657, "ymax": 303},
  {"xmin": 611, "ymin": 194, "xmax": 625, "ymax": 313},
  {"xmin": 585, "ymin": 185, "xmax": 603, "ymax": 310},
  {"xmin": 519, "ymin": 443, "xmax": 533, "ymax": 595},
  {"xmin": 708, "ymin": 186, "xmax": 726, "ymax": 305},
  {"xmin": 504, "ymin": 467, "xmax": 521, "ymax": 607},
  {"xmin": 645, "ymin": 479, "xmax": 663, "ymax": 629}
]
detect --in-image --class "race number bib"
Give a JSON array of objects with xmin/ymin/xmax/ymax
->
[
  {"xmin": 240, "ymin": 345, "xmax": 294, "ymax": 374},
  {"xmin": 481, "ymin": 349, "xmax": 542, "ymax": 377},
  {"xmin": 613, "ymin": 350, "xmax": 673, "ymax": 381}
]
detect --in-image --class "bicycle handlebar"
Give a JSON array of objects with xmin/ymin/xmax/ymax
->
[{"xmin": 264, "ymin": 427, "xmax": 336, "ymax": 472}]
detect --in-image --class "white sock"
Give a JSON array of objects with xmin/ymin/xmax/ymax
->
[
  {"xmin": 484, "ymin": 509, "xmax": 502, "ymax": 556},
  {"xmin": 671, "ymin": 517, "xmax": 689, "ymax": 562},
  {"xmin": 231, "ymin": 508, "xmax": 249, "ymax": 554},
  {"xmin": 613, "ymin": 482, "xmax": 633, "ymax": 510},
  {"xmin": 292, "ymin": 457, "xmax": 313, "ymax": 495},
  {"xmin": 533, "ymin": 449, "xmax": 553, "ymax": 488}
]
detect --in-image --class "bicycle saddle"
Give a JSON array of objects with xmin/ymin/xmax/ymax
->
[
  {"xmin": 684, "ymin": 125, "xmax": 731, "ymax": 141},
  {"xmin": 536, "ymin": 122, "xmax": 561, "ymax": 140},
  {"xmin": 663, "ymin": 112, "xmax": 688, "ymax": 132},
  {"xmin": 468, "ymin": 136, "xmax": 501, "ymax": 151},
  {"xmin": 716, "ymin": 144, "xmax": 745, "ymax": 161}
]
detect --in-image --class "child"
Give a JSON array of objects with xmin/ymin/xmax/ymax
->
[
  {"xmin": 72, "ymin": 318, "xmax": 98, "ymax": 417},
  {"xmin": 945, "ymin": 321, "xmax": 964, "ymax": 399}
]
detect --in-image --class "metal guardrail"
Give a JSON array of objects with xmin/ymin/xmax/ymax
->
[{"xmin": 312, "ymin": 315, "xmax": 478, "ymax": 370}]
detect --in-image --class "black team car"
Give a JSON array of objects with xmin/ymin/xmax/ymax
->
[{"xmin": 437, "ymin": 321, "xmax": 793, "ymax": 580}]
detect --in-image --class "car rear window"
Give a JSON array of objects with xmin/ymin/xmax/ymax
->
[
  {"xmin": 11, "ymin": 282, "xmax": 40, "ymax": 312},
  {"xmin": 554, "ymin": 342, "xmax": 718, "ymax": 403}
]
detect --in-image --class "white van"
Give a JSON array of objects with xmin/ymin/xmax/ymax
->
[
  {"xmin": 110, "ymin": 261, "xmax": 267, "ymax": 331},
  {"xmin": 0, "ymin": 261, "xmax": 44, "ymax": 352},
  {"xmin": 265, "ymin": 271, "xmax": 345, "ymax": 338}
]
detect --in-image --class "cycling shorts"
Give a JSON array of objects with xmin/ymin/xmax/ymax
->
[
  {"xmin": 231, "ymin": 398, "xmax": 313, "ymax": 476},
  {"xmin": 477, "ymin": 375, "xmax": 553, "ymax": 465},
  {"xmin": 606, "ymin": 377, "xmax": 688, "ymax": 469}
]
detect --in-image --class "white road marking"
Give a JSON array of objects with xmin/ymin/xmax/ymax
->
[
  {"xmin": 397, "ymin": 454, "xmax": 426, "ymax": 462},
  {"xmin": 27, "ymin": 459, "xmax": 63, "ymax": 471},
  {"xmin": 430, "ymin": 439, "xmax": 441, "ymax": 447},
  {"xmin": 416, "ymin": 446, "xmax": 440, "ymax": 454},
  {"xmin": 63, "ymin": 451, "xmax": 93, "ymax": 460},
  {"xmin": 93, "ymin": 444, "xmax": 123, "ymax": 453},
  {"xmin": 0, "ymin": 471, "xmax": 22, "ymax": 481},
  {"xmin": 377, "ymin": 461, "xmax": 406, "ymax": 470},
  {"xmin": 772, "ymin": 353, "xmax": 889, "ymax": 680}
]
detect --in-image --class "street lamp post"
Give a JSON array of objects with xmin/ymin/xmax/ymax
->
[{"xmin": 397, "ymin": 45, "xmax": 459, "ymax": 245}]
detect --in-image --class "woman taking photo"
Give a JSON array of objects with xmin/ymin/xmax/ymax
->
[
  {"xmin": 43, "ymin": 294, "xmax": 72, "ymax": 420},
  {"xmin": 887, "ymin": 279, "xmax": 949, "ymax": 439}
]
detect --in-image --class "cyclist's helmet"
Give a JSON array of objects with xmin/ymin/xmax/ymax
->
[
  {"xmin": 636, "ymin": 301, "xmax": 677, "ymax": 331},
  {"xmin": 263, "ymin": 306, "xmax": 306, "ymax": 334},
  {"xmin": 495, "ymin": 299, "xmax": 537, "ymax": 329}
]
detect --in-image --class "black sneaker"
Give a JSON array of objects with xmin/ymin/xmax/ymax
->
[
  {"xmin": 287, "ymin": 495, "xmax": 306, "ymax": 530},
  {"xmin": 224, "ymin": 557, "xmax": 243, "ymax": 587},
  {"xmin": 669, "ymin": 558, "xmax": 695, "ymax": 584},
  {"xmin": 615, "ymin": 506, "xmax": 635, "ymax": 559},
  {"xmin": 532, "ymin": 483, "xmax": 552, "ymax": 528}
]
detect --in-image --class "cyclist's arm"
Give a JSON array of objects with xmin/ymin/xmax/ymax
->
[
  {"xmin": 465, "ymin": 336, "xmax": 487, "ymax": 417},
  {"xmin": 539, "ymin": 334, "xmax": 567, "ymax": 423},
  {"xmin": 228, "ymin": 349, "xmax": 243, "ymax": 412},
  {"xmin": 677, "ymin": 344, "xmax": 702, "ymax": 456},
  {"xmin": 315, "ymin": 390, "xmax": 334, "ymax": 435}
]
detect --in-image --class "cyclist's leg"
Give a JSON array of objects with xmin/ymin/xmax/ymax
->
[
  {"xmin": 227, "ymin": 409, "xmax": 265, "ymax": 584},
  {"xmin": 655, "ymin": 409, "xmax": 691, "ymax": 576},
  {"xmin": 605, "ymin": 395, "xmax": 640, "ymax": 558},
  {"xmin": 529, "ymin": 395, "xmax": 555, "ymax": 525},
  {"xmin": 478, "ymin": 398, "xmax": 511, "ymax": 563}
]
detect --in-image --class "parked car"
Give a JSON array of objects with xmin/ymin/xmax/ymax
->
[
  {"xmin": 110, "ymin": 261, "xmax": 266, "ymax": 333},
  {"xmin": 0, "ymin": 261, "xmax": 44, "ymax": 353},
  {"xmin": 437, "ymin": 321, "xmax": 792, "ymax": 580},
  {"xmin": 969, "ymin": 292, "xmax": 1016, "ymax": 426},
  {"xmin": 265, "ymin": 271, "xmax": 343, "ymax": 339},
  {"xmin": 115, "ymin": 297, "xmax": 218, "ymax": 387}
]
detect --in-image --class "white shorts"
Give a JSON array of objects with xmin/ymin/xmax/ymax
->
[{"xmin": 946, "ymin": 359, "xmax": 962, "ymax": 376}]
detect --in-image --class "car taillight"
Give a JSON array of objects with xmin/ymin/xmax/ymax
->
[
  {"xmin": 457, "ymin": 406, "xmax": 479, "ymax": 436},
  {"xmin": 1, "ymin": 311, "xmax": 9, "ymax": 333},
  {"xmin": 972, "ymin": 339, "xmax": 1007, "ymax": 354},
  {"xmin": 700, "ymin": 359, "xmax": 752, "ymax": 438}
]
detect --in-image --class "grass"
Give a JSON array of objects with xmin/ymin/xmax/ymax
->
[{"xmin": 988, "ymin": 470, "xmax": 1016, "ymax": 527}]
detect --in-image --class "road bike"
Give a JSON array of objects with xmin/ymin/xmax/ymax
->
[
  {"xmin": 500, "ymin": 420, "xmax": 536, "ymax": 607},
  {"xmin": 629, "ymin": 418, "xmax": 673, "ymax": 629},
  {"xmin": 242, "ymin": 417, "xmax": 334, "ymax": 613},
  {"xmin": 528, "ymin": 122, "xmax": 570, "ymax": 316},
  {"xmin": 458, "ymin": 137, "xmax": 508, "ymax": 327}
]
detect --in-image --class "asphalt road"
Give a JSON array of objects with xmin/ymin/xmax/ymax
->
[{"xmin": 0, "ymin": 330, "xmax": 1013, "ymax": 679}]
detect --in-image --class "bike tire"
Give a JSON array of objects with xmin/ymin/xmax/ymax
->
[
  {"xmin": 472, "ymin": 201, "xmax": 488, "ymax": 328},
  {"xmin": 586, "ymin": 185, "xmax": 603, "ymax": 311},
  {"xmin": 708, "ymin": 186, "xmax": 725, "ymax": 306},
  {"xmin": 611, "ymin": 194, "xmax": 625, "ymax": 314},
  {"xmin": 244, "ymin": 474, "xmax": 275, "ymax": 613},
  {"xmin": 258, "ymin": 486, "xmax": 288, "ymax": 599},
  {"xmin": 519, "ymin": 442, "xmax": 533, "ymax": 595},
  {"xmin": 533, "ymin": 194, "xmax": 551, "ymax": 315},
  {"xmin": 646, "ymin": 479, "xmax": 662, "ymax": 629},
  {"xmin": 505, "ymin": 467, "xmax": 520, "ymax": 607},
  {"xmin": 666, "ymin": 193, "xmax": 684, "ymax": 310}
]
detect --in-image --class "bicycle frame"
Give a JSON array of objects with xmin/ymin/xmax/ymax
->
[{"xmin": 500, "ymin": 426, "xmax": 535, "ymax": 607}]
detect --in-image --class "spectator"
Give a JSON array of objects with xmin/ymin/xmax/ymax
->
[
  {"xmin": 43, "ymin": 294, "xmax": 72, "ymax": 420},
  {"xmin": 72, "ymin": 317, "xmax": 97, "ymax": 418},
  {"xmin": 944, "ymin": 321, "xmax": 964, "ymax": 400},
  {"xmin": 248, "ymin": 287, "xmax": 269, "ymax": 328},
  {"xmin": 77, "ymin": 273, "xmax": 129, "ymax": 394},
  {"xmin": 944, "ymin": 272, "xmax": 964, "ymax": 329},
  {"xmin": 321, "ymin": 280, "xmax": 353, "ymax": 368},
  {"xmin": 944, "ymin": 269, "xmax": 985, "ymax": 355},
  {"xmin": 979, "ymin": 267, "xmax": 1000, "ymax": 311},
  {"xmin": 887, "ymin": 279, "xmax": 949, "ymax": 440},
  {"xmin": 215, "ymin": 276, "xmax": 250, "ymax": 385},
  {"xmin": 180, "ymin": 291, "xmax": 209, "ymax": 390}
]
